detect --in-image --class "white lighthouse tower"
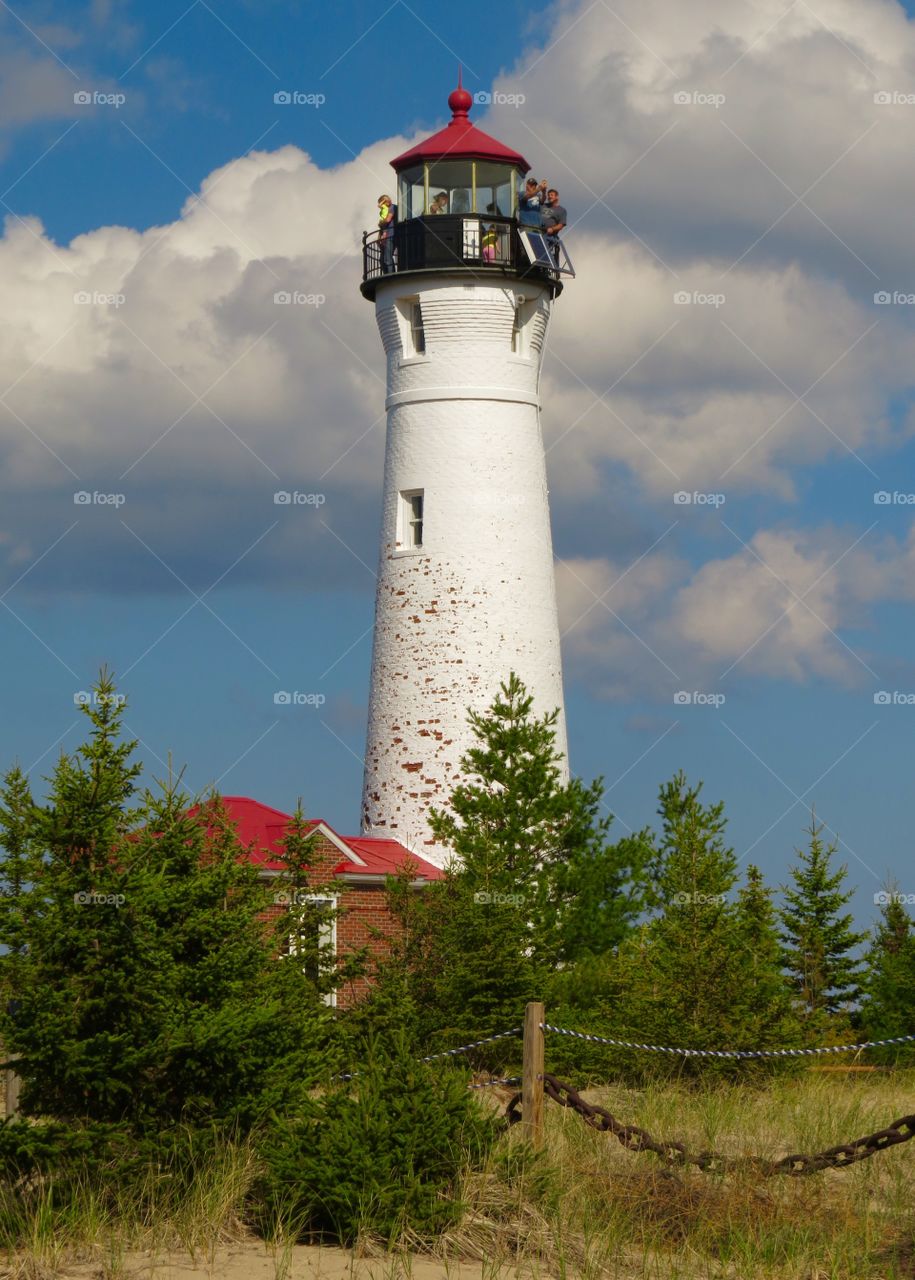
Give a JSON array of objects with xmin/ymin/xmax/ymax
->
[{"xmin": 359, "ymin": 82, "xmax": 573, "ymax": 863}]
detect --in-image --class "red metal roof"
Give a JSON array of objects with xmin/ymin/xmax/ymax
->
[
  {"xmin": 201, "ymin": 796, "xmax": 442, "ymax": 881},
  {"xmin": 391, "ymin": 81, "xmax": 529, "ymax": 172}
]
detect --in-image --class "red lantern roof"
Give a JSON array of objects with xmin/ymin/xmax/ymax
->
[{"xmin": 391, "ymin": 78, "xmax": 530, "ymax": 172}]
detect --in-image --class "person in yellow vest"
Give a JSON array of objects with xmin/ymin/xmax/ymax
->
[{"xmin": 377, "ymin": 194, "xmax": 395, "ymax": 274}]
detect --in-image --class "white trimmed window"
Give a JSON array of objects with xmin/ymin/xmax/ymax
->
[
  {"xmin": 396, "ymin": 296, "xmax": 427, "ymax": 358},
  {"xmin": 510, "ymin": 295, "xmax": 539, "ymax": 357},
  {"xmin": 281, "ymin": 894, "xmax": 337, "ymax": 1007},
  {"xmin": 410, "ymin": 303, "xmax": 426, "ymax": 354},
  {"xmin": 511, "ymin": 304, "xmax": 523, "ymax": 354},
  {"xmin": 399, "ymin": 489, "xmax": 424, "ymax": 549}
]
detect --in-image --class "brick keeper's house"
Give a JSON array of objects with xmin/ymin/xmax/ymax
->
[{"xmin": 200, "ymin": 796, "xmax": 443, "ymax": 1008}]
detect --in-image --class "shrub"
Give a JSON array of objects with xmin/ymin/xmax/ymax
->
[{"xmin": 255, "ymin": 1030, "xmax": 498, "ymax": 1244}]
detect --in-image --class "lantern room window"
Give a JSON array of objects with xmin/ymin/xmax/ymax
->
[
  {"xmin": 475, "ymin": 161, "xmax": 515, "ymax": 218},
  {"xmin": 398, "ymin": 165, "xmax": 425, "ymax": 219},
  {"xmin": 397, "ymin": 160, "xmax": 522, "ymax": 217}
]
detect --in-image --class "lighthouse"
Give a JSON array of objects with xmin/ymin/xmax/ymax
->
[{"xmin": 359, "ymin": 82, "xmax": 574, "ymax": 864}]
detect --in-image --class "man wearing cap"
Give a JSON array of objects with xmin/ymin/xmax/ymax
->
[{"xmin": 518, "ymin": 177, "xmax": 546, "ymax": 226}]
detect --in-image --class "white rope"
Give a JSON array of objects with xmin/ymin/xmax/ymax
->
[
  {"xmin": 334, "ymin": 1026, "xmax": 522, "ymax": 1082},
  {"xmin": 542, "ymin": 1022, "xmax": 915, "ymax": 1060},
  {"xmin": 417, "ymin": 1027, "xmax": 523, "ymax": 1064}
]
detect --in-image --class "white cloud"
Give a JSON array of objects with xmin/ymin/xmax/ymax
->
[
  {"xmin": 558, "ymin": 522, "xmax": 915, "ymax": 695},
  {"xmin": 3, "ymin": 0, "xmax": 915, "ymax": 699}
]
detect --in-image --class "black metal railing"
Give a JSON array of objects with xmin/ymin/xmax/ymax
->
[{"xmin": 362, "ymin": 214, "xmax": 557, "ymax": 287}]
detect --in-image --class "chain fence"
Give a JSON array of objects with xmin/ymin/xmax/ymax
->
[{"xmin": 505, "ymin": 1072, "xmax": 915, "ymax": 1176}]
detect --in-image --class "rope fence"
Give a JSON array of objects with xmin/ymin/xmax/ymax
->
[
  {"xmin": 541, "ymin": 1021, "xmax": 915, "ymax": 1060},
  {"xmin": 333, "ymin": 1026, "xmax": 522, "ymax": 1082}
]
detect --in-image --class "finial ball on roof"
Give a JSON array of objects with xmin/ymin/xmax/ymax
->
[{"xmin": 448, "ymin": 84, "xmax": 473, "ymax": 118}]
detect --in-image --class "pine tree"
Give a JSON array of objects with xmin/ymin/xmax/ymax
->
[
  {"xmin": 778, "ymin": 816, "xmax": 867, "ymax": 1039},
  {"xmin": 599, "ymin": 775, "xmax": 798, "ymax": 1078},
  {"xmin": 733, "ymin": 864, "xmax": 802, "ymax": 1050},
  {"xmin": 860, "ymin": 888, "xmax": 915, "ymax": 1064},
  {"xmin": 0, "ymin": 766, "xmax": 36, "ymax": 1010},
  {"xmin": 373, "ymin": 674, "xmax": 650, "ymax": 1067},
  {"xmin": 0, "ymin": 672, "xmax": 336, "ymax": 1133},
  {"xmin": 269, "ymin": 802, "xmax": 364, "ymax": 1005},
  {"xmin": 427, "ymin": 673, "xmax": 651, "ymax": 966}
]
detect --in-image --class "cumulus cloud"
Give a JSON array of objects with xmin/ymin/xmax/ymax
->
[
  {"xmin": 557, "ymin": 522, "xmax": 915, "ymax": 696},
  {"xmin": 3, "ymin": 0, "xmax": 915, "ymax": 701}
]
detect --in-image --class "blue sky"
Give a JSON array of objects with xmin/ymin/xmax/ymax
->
[{"xmin": 3, "ymin": 0, "xmax": 915, "ymax": 932}]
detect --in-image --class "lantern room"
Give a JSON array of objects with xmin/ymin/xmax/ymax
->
[
  {"xmin": 361, "ymin": 79, "xmax": 573, "ymax": 298},
  {"xmin": 392, "ymin": 79, "xmax": 525, "ymax": 217}
]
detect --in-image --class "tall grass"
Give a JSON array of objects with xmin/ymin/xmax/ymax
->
[
  {"xmin": 0, "ymin": 1130, "xmax": 260, "ymax": 1279},
  {"xmin": 449, "ymin": 1069, "xmax": 915, "ymax": 1279},
  {"xmin": 0, "ymin": 1072, "xmax": 912, "ymax": 1278}
]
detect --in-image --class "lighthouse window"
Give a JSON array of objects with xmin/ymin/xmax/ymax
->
[
  {"xmin": 411, "ymin": 303, "xmax": 426, "ymax": 354},
  {"xmin": 511, "ymin": 297, "xmax": 538, "ymax": 356},
  {"xmin": 401, "ymin": 489, "xmax": 424, "ymax": 548}
]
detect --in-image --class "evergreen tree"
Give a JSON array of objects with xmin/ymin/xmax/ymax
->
[
  {"xmin": 0, "ymin": 765, "xmax": 36, "ymax": 1010},
  {"xmin": 861, "ymin": 888, "xmax": 915, "ymax": 1064},
  {"xmin": 372, "ymin": 674, "xmax": 650, "ymax": 1067},
  {"xmin": 428, "ymin": 673, "xmax": 651, "ymax": 966},
  {"xmin": 269, "ymin": 802, "xmax": 364, "ymax": 1005},
  {"xmin": 597, "ymin": 775, "xmax": 799, "ymax": 1078},
  {"xmin": 778, "ymin": 816, "xmax": 867, "ymax": 1039},
  {"xmin": 0, "ymin": 672, "xmax": 336, "ymax": 1133},
  {"xmin": 733, "ymin": 864, "xmax": 802, "ymax": 1050}
]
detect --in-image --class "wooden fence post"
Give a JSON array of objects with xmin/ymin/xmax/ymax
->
[{"xmin": 522, "ymin": 1000, "xmax": 545, "ymax": 1148}]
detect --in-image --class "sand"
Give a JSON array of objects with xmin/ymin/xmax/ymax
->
[{"xmin": 65, "ymin": 1243, "xmax": 529, "ymax": 1280}]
